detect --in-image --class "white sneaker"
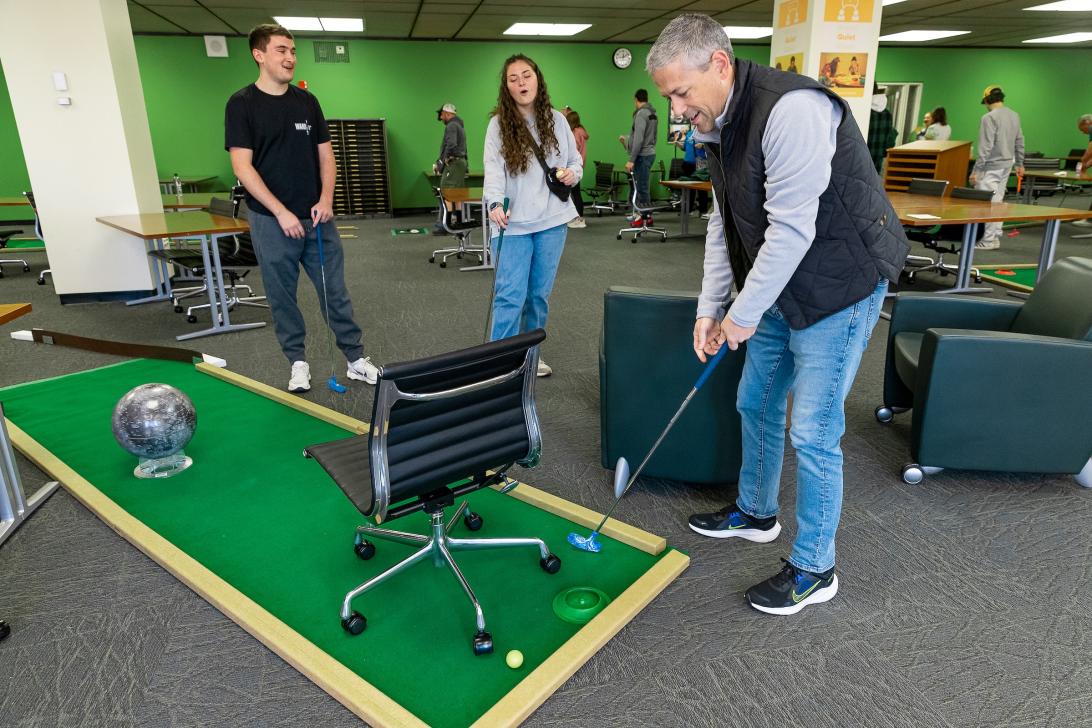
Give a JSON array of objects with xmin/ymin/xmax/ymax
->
[
  {"xmin": 1072, "ymin": 219, "xmax": 1092, "ymax": 227},
  {"xmin": 974, "ymin": 240, "xmax": 1001, "ymax": 250},
  {"xmin": 567, "ymin": 216, "xmax": 587, "ymax": 229},
  {"xmin": 288, "ymin": 361, "xmax": 311, "ymax": 393},
  {"xmin": 536, "ymin": 359, "xmax": 552, "ymax": 378},
  {"xmin": 347, "ymin": 356, "xmax": 379, "ymax": 385}
]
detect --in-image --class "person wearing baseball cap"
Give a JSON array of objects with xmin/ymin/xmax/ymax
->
[
  {"xmin": 435, "ymin": 102, "xmax": 467, "ymax": 188},
  {"xmin": 970, "ymin": 84, "xmax": 1024, "ymax": 250}
]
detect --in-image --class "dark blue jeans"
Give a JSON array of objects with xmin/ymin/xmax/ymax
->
[
  {"xmin": 248, "ymin": 213, "xmax": 364, "ymax": 364},
  {"xmin": 632, "ymin": 154, "xmax": 655, "ymax": 209}
]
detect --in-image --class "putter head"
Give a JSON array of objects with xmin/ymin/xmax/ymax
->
[
  {"xmin": 327, "ymin": 376, "xmax": 348, "ymax": 394},
  {"xmin": 612, "ymin": 457, "xmax": 631, "ymax": 500},
  {"xmin": 567, "ymin": 530, "xmax": 602, "ymax": 553}
]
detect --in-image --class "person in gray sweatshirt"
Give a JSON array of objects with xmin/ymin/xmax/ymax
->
[
  {"xmin": 970, "ymin": 85, "xmax": 1024, "ymax": 250},
  {"xmin": 484, "ymin": 54, "xmax": 582, "ymax": 377},
  {"xmin": 618, "ymin": 89, "xmax": 659, "ymax": 219}
]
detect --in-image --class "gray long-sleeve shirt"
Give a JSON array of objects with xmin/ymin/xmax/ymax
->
[
  {"xmin": 626, "ymin": 103, "xmax": 658, "ymax": 162},
  {"xmin": 973, "ymin": 105, "xmax": 1024, "ymax": 175},
  {"xmin": 438, "ymin": 115, "xmax": 467, "ymax": 164},
  {"xmin": 483, "ymin": 109, "xmax": 582, "ymax": 237},
  {"xmin": 695, "ymin": 88, "xmax": 843, "ymax": 328}
]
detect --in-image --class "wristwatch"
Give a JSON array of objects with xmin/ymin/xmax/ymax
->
[{"xmin": 489, "ymin": 201, "xmax": 504, "ymax": 211}]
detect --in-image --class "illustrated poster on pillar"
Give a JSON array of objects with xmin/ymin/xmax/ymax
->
[
  {"xmin": 776, "ymin": 0, "xmax": 807, "ymax": 29},
  {"xmin": 824, "ymin": 0, "xmax": 874, "ymax": 24},
  {"xmin": 818, "ymin": 52, "xmax": 868, "ymax": 97},
  {"xmin": 773, "ymin": 54, "xmax": 802, "ymax": 74}
]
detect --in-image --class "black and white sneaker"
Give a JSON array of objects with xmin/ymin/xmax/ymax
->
[
  {"xmin": 746, "ymin": 559, "xmax": 838, "ymax": 616},
  {"xmin": 688, "ymin": 505, "xmax": 781, "ymax": 542}
]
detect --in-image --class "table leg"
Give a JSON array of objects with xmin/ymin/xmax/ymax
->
[
  {"xmin": 0, "ymin": 406, "xmax": 60, "ymax": 548},
  {"xmin": 176, "ymin": 233, "xmax": 265, "ymax": 341},
  {"xmin": 127, "ymin": 236, "xmax": 175, "ymax": 306},
  {"xmin": 1034, "ymin": 219, "xmax": 1061, "ymax": 283},
  {"xmin": 460, "ymin": 199, "xmax": 494, "ymax": 272},
  {"xmin": 938, "ymin": 222, "xmax": 991, "ymax": 295}
]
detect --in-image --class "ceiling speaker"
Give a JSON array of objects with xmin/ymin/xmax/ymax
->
[{"xmin": 204, "ymin": 35, "xmax": 228, "ymax": 58}]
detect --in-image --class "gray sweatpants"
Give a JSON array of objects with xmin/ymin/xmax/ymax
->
[
  {"xmin": 248, "ymin": 213, "xmax": 364, "ymax": 364},
  {"xmin": 975, "ymin": 164, "xmax": 1013, "ymax": 244}
]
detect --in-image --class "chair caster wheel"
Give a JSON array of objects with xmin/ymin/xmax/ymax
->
[
  {"xmin": 902, "ymin": 464, "xmax": 924, "ymax": 485},
  {"xmin": 540, "ymin": 553, "xmax": 562, "ymax": 574},
  {"xmin": 630, "ymin": 238, "xmax": 637, "ymax": 244},
  {"xmin": 429, "ymin": 256, "xmax": 435, "ymax": 263},
  {"xmin": 616, "ymin": 234, "xmax": 622, "ymax": 240},
  {"xmin": 939, "ymin": 270, "xmax": 949, "ymax": 277},
  {"xmin": 472, "ymin": 630, "xmax": 494, "ymax": 655},
  {"xmin": 660, "ymin": 236, "xmax": 667, "ymax": 242},
  {"xmin": 342, "ymin": 612, "xmax": 367, "ymax": 635},
  {"xmin": 23, "ymin": 265, "xmax": 30, "ymax": 272},
  {"xmin": 456, "ymin": 252, "xmax": 463, "ymax": 259},
  {"xmin": 186, "ymin": 315, "xmax": 198, "ymax": 323},
  {"xmin": 875, "ymin": 406, "xmax": 894, "ymax": 424},
  {"xmin": 174, "ymin": 305, "xmax": 184, "ymax": 313},
  {"xmin": 354, "ymin": 540, "xmax": 376, "ymax": 560},
  {"xmin": 463, "ymin": 511, "xmax": 483, "ymax": 531},
  {"xmin": 37, "ymin": 278, "xmax": 45, "ymax": 285},
  {"xmin": 440, "ymin": 262, "xmax": 447, "ymax": 268},
  {"xmin": 974, "ymin": 275, "xmax": 983, "ymax": 283}
]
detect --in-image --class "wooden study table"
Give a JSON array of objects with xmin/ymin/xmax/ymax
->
[
  {"xmin": 158, "ymin": 175, "xmax": 219, "ymax": 194},
  {"xmin": 161, "ymin": 192, "xmax": 219, "ymax": 211},
  {"xmin": 888, "ymin": 191, "xmax": 1092, "ymax": 293},
  {"xmin": 440, "ymin": 187, "xmax": 492, "ymax": 271},
  {"xmin": 660, "ymin": 179, "xmax": 712, "ymax": 236},
  {"xmin": 0, "ymin": 302, "xmax": 60, "ymax": 547},
  {"xmin": 1020, "ymin": 169, "xmax": 1092, "ymax": 203},
  {"xmin": 96, "ymin": 211, "xmax": 264, "ymax": 341}
]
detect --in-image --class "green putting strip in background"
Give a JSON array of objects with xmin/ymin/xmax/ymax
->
[
  {"xmin": 978, "ymin": 264, "xmax": 1037, "ymax": 291},
  {"xmin": 5, "ymin": 239, "xmax": 44, "ymax": 250},
  {"xmin": 1, "ymin": 359, "xmax": 664, "ymax": 727}
]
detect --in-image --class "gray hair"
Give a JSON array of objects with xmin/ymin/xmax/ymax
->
[
  {"xmin": 1081, "ymin": 114, "xmax": 1092, "ymax": 125},
  {"xmin": 647, "ymin": 14, "xmax": 734, "ymax": 73}
]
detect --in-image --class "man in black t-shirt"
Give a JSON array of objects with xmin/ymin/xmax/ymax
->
[{"xmin": 226, "ymin": 24, "xmax": 376, "ymax": 393}]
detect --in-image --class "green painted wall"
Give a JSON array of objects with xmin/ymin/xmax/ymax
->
[
  {"xmin": 875, "ymin": 47, "xmax": 1092, "ymax": 155},
  {"xmin": 2, "ymin": 39, "xmax": 1090, "ymax": 217}
]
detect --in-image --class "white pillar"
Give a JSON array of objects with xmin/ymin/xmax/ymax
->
[
  {"xmin": 770, "ymin": 0, "xmax": 883, "ymax": 136},
  {"xmin": 0, "ymin": 0, "xmax": 161, "ymax": 298}
]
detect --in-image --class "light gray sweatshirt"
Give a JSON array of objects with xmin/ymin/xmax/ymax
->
[
  {"xmin": 483, "ymin": 109, "xmax": 582, "ymax": 238},
  {"xmin": 695, "ymin": 88, "xmax": 842, "ymax": 328},
  {"xmin": 973, "ymin": 105, "xmax": 1024, "ymax": 175}
]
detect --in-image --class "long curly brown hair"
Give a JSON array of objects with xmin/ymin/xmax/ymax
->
[{"xmin": 491, "ymin": 54, "xmax": 559, "ymax": 175}]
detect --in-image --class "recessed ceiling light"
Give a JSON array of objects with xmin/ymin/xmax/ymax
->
[
  {"xmin": 319, "ymin": 18, "xmax": 364, "ymax": 32},
  {"xmin": 274, "ymin": 16, "xmax": 323, "ymax": 31},
  {"xmin": 503, "ymin": 23, "xmax": 591, "ymax": 36},
  {"xmin": 1023, "ymin": 31, "xmax": 1092, "ymax": 42},
  {"xmin": 722, "ymin": 26, "xmax": 773, "ymax": 39},
  {"xmin": 1025, "ymin": 0, "xmax": 1092, "ymax": 10},
  {"xmin": 879, "ymin": 30, "xmax": 971, "ymax": 41}
]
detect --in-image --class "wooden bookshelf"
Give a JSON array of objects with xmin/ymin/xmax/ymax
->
[{"xmin": 883, "ymin": 140, "xmax": 971, "ymax": 194}]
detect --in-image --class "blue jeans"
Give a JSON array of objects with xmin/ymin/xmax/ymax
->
[
  {"xmin": 632, "ymin": 155, "xmax": 655, "ymax": 209},
  {"xmin": 489, "ymin": 224, "xmax": 567, "ymax": 341},
  {"xmin": 248, "ymin": 213, "xmax": 364, "ymax": 364},
  {"xmin": 735, "ymin": 280, "xmax": 887, "ymax": 573}
]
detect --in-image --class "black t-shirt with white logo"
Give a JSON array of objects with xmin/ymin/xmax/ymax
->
[{"xmin": 224, "ymin": 84, "xmax": 331, "ymax": 218}]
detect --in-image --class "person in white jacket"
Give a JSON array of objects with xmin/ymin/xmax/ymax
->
[{"xmin": 484, "ymin": 54, "xmax": 582, "ymax": 376}]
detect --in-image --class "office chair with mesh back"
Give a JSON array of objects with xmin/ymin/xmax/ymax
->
[
  {"xmin": 617, "ymin": 172, "xmax": 673, "ymax": 242},
  {"xmin": 1023, "ymin": 158, "xmax": 1063, "ymax": 202},
  {"xmin": 900, "ymin": 178, "xmax": 949, "ymax": 273},
  {"xmin": 0, "ymin": 228, "xmax": 30, "ymax": 279},
  {"xmin": 905, "ymin": 186, "xmax": 991, "ymax": 284},
  {"xmin": 584, "ymin": 161, "xmax": 617, "ymax": 216},
  {"xmin": 429, "ymin": 187, "xmax": 483, "ymax": 268},
  {"xmin": 304, "ymin": 330, "xmax": 561, "ymax": 655}
]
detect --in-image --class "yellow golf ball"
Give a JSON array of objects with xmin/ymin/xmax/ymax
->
[{"xmin": 505, "ymin": 650, "xmax": 524, "ymax": 669}]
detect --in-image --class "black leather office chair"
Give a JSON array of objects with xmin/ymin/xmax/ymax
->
[
  {"xmin": 901, "ymin": 178, "xmax": 948, "ymax": 272},
  {"xmin": 905, "ymin": 186, "xmax": 989, "ymax": 284},
  {"xmin": 303, "ymin": 330, "xmax": 561, "ymax": 655},
  {"xmin": 584, "ymin": 161, "xmax": 617, "ymax": 216},
  {"xmin": 1023, "ymin": 157, "xmax": 1062, "ymax": 201},
  {"xmin": 0, "ymin": 229, "xmax": 30, "ymax": 279},
  {"xmin": 430, "ymin": 187, "xmax": 482, "ymax": 268}
]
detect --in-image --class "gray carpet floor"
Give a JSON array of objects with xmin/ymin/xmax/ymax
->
[{"xmin": 1, "ymin": 198, "xmax": 1090, "ymax": 728}]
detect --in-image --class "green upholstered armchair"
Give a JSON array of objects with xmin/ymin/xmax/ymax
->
[
  {"xmin": 876, "ymin": 257, "xmax": 1092, "ymax": 487},
  {"xmin": 600, "ymin": 287, "xmax": 745, "ymax": 485}
]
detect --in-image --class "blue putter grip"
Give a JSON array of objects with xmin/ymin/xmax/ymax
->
[{"xmin": 694, "ymin": 342, "xmax": 728, "ymax": 391}]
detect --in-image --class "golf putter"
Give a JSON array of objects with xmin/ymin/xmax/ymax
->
[
  {"xmin": 483, "ymin": 197, "xmax": 510, "ymax": 343},
  {"xmin": 315, "ymin": 222, "xmax": 348, "ymax": 394},
  {"xmin": 568, "ymin": 342, "xmax": 730, "ymax": 552}
]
